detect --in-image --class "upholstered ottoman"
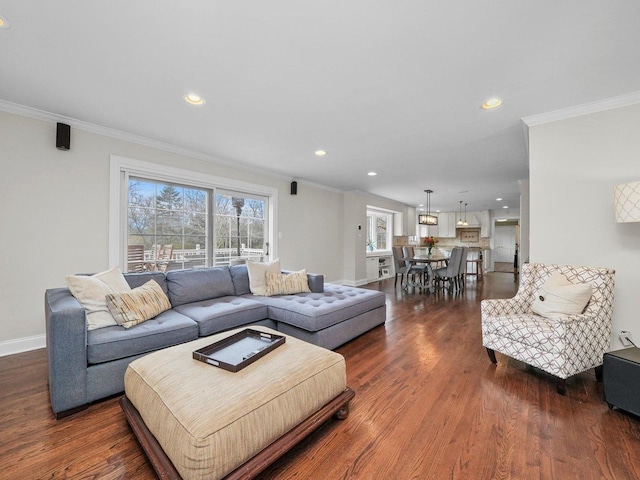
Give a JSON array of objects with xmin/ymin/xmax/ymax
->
[{"xmin": 120, "ymin": 326, "xmax": 354, "ymax": 480}]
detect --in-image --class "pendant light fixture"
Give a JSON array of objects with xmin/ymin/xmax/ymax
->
[
  {"xmin": 463, "ymin": 203, "xmax": 469, "ymax": 226},
  {"xmin": 418, "ymin": 189, "xmax": 438, "ymax": 225},
  {"xmin": 457, "ymin": 201, "xmax": 464, "ymax": 225}
]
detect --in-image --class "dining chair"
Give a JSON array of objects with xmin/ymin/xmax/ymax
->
[
  {"xmin": 402, "ymin": 246, "xmax": 428, "ymax": 286},
  {"xmin": 392, "ymin": 246, "xmax": 409, "ymax": 287},
  {"xmin": 456, "ymin": 247, "xmax": 468, "ymax": 289},
  {"xmin": 433, "ymin": 247, "xmax": 463, "ymax": 291}
]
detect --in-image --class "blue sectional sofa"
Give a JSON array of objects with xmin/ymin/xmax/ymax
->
[{"xmin": 45, "ymin": 265, "xmax": 386, "ymax": 418}]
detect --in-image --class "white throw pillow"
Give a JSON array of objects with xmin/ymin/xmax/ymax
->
[
  {"xmin": 66, "ymin": 266, "xmax": 132, "ymax": 330},
  {"xmin": 246, "ymin": 259, "xmax": 281, "ymax": 296},
  {"xmin": 531, "ymin": 273, "xmax": 592, "ymax": 320}
]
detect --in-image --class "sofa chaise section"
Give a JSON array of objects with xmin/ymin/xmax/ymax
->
[{"xmin": 251, "ymin": 284, "xmax": 386, "ymax": 350}]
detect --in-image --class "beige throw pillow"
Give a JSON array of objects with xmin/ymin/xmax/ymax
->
[
  {"xmin": 246, "ymin": 259, "xmax": 281, "ymax": 296},
  {"xmin": 106, "ymin": 280, "xmax": 171, "ymax": 329},
  {"xmin": 265, "ymin": 269, "xmax": 311, "ymax": 296},
  {"xmin": 66, "ymin": 266, "xmax": 131, "ymax": 330},
  {"xmin": 531, "ymin": 273, "xmax": 592, "ymax": 320}
]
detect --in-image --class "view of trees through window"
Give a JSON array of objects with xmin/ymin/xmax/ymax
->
[
  {"xmin": 126, "ymin": 178, "xmax": 267, "ymax": 272},
  {"xmin": 128, "ymin": 179, "xmax": 208, "ymax": 271},
  {"xmin": 214, "ymin": 192, "xmax": 266, "ymax": 265}
]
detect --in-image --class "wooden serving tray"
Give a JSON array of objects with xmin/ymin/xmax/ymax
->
[{"xmin": 192, "ymin": 329, "xmax": 285, "ymax": 372}]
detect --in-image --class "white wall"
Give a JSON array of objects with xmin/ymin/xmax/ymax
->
[
  {"xmin": 528, "ymin": 102, "xmax": 640, "ymax": 350},
  {"xmin": 342, "ymin": 190, "xmax": 412, "ymax": 286},
  {"xmin": 0, "ymin": 110, "xmax": 345, "ymax": 353}
]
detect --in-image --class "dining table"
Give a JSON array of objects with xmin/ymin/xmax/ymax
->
[{"xmin": 402, "ymin": 255, "xmax": 449, "ymax": 293}]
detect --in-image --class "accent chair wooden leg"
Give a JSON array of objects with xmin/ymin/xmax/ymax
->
[
  {"xmin": 556, "ymin": 378, "xmax": 567, "ymax": 395},
  {"xmin": 486, "ymin": 347, "xmax": 497, "ymax": 364},
  {"xmin": 595, "ymin": 365, "xmax": 603, "ymax": 382}
]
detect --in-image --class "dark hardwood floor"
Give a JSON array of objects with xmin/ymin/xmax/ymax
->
[{"xmin": 2, "ymin": 273, "xmax": 640, "ymax": 479}]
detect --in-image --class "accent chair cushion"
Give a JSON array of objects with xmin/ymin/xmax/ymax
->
[
  {"xmin": 66, "ymin": 266, "xmax": 131, "ymax": 330},
  {"xmin": 531, "ymin": 273, "xmax": 592, "ymax": 320},
  {"xmin": 106, "ymin": 280, "xmax": 172, "ymax": 328},
  {"xmin": 265, "ymin": 269, "xmax": 311, "ymax": 296},
  {"xmin": 246, "ymin": 259, "xmax": 281, "ymax": 296}
]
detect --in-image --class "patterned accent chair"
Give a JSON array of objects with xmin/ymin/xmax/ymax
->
[{"xmin": 481, "ymin": 262, "xmax": 615, "ymax": 394}]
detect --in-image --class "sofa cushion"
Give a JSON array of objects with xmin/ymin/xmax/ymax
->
[
  {"xmin": 106, "ymin": 280, "xmax": 172, "ymax": 329},
  {"xmin": 87, "ymin": 309, "xmax": 198, "ymax": 364},
  {"xmin": 124, "ymin": 271, "xmax": 169, "ymax": 294},
  {"xmin": 249, "ymin": 283, "xmax": 386, "ymax": 332},
  {"xmin": 166, "ymin": 267, "xmax": 235, "ymax": 307},
  {"xmin": 230, "ymin": 264, "xmax": 251, "ymax": 295},
  {"xmin": 66, "ymin": 266, "xmax": 131, "ymax": 330},
  {"xmin": 174, "ymin": 296, "xmax": 269, "ymax": 337}
]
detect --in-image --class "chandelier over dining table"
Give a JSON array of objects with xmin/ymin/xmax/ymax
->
[{"xmin": 418, "ymin": 189, "xmax": 438, "ymax": 225}]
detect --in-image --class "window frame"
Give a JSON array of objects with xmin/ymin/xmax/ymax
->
[
  {"xmin": 366, "ymin": 207, "xmax": 394, "ymax": 254},
  {"xmin": 109, "ymin": 155, "xmax": 278, "ymax": 269}
]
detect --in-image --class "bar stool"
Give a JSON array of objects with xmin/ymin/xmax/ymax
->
[{"xmin": 466, "ymin": 251, "xmax": 483, "ymax": 279}]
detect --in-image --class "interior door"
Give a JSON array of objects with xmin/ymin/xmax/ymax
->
[{"xmin": 494, "ymin": 225, "xmax": 516, "ymax": 263}]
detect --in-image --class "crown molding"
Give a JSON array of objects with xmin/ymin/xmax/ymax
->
[
  {"xmin": 0, "ymin": 99, "xmax": 344, "ymax": 194},
  {"xmin": 521, "ymin": 91, "xmax": 640, "ymax": 127}
]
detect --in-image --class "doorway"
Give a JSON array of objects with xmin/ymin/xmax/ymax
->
[{"xmin": 493, "ymin": 224, "xmax": 517, "ymax": 273}]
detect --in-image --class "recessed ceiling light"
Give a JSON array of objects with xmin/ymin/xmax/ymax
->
[
  {"xmin": 497, "ymin": 218, "xmax": 507, "ymax": 222},
  {"xmin": 314, "ymin": 150, "xmax": 327, "ymax": 156},
  {"xmin": 496, "ymin": 197, "xmax": 503, "ymax": 201},
  {"xmin": 503, "ymin": 205, "xmax": 509, "ymax": 209},
  {"xmin": 418, "ymin": 204, "xmax": 424, "ymax": 207},
  {"xmin": 0, "ymin": 15, "xmax": 10, "ymax": 28},
  {"xmin": 482, "ymin": 98, "xmax": 502, "ymax": 110},
  {"xmin": 184, "ymin": 94, "xmax": 205, "ymax": 105},
  {"xmin": 367, "ymin": 172, "xmax": 377, "ymax": 176}
]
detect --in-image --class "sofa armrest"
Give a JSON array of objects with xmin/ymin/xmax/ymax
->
[
  {"xmin": 481, "ymin": 296, "xmax": 529, "ymax": 319},
  {"xmin": 306, "ymin": 273, "xmax": 324, "ymax": 293},
  {"xmin": 45, "ymin": 288, "xmax": 88, "ymax": 415}
]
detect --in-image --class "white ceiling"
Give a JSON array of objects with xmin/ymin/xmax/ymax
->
[{"xmin": 2, "ymin": 1, "xmax": 640, "ymax": 214}]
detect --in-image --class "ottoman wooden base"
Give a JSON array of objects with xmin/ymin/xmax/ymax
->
[{"xmin": 121, "ymin": 387, "xmax": 354, "ymax": 480}]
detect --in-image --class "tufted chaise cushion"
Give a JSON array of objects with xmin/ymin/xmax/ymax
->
[{"xmin": 249, "ymin": 284, "xmax": 386, "ymax": 332}]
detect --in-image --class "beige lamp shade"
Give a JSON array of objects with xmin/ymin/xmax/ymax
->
[{"xmin": 613, "ymin": 181, "xmax": 640, "ymax": 223}]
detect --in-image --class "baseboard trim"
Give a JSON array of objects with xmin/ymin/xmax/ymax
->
[{"xmin": 0, "ymin": 334, "xmax": 46, "ymax": 357}]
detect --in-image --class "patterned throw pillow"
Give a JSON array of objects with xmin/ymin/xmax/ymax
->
[
  {"xmin": 265, "ymin": 269, "xmax": 311, "ymax": 297},
  {"xmin": 531, "ymin": 273, "xmax": 592, "ymax": 320},
  {"xmin": 106, "ymin": 280, "xmax": 171, "ymax": 328}
]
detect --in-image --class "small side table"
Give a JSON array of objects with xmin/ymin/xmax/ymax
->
[{"xmin": 603, "ymin": 347, "xmax": 640, "ymax": 416}]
